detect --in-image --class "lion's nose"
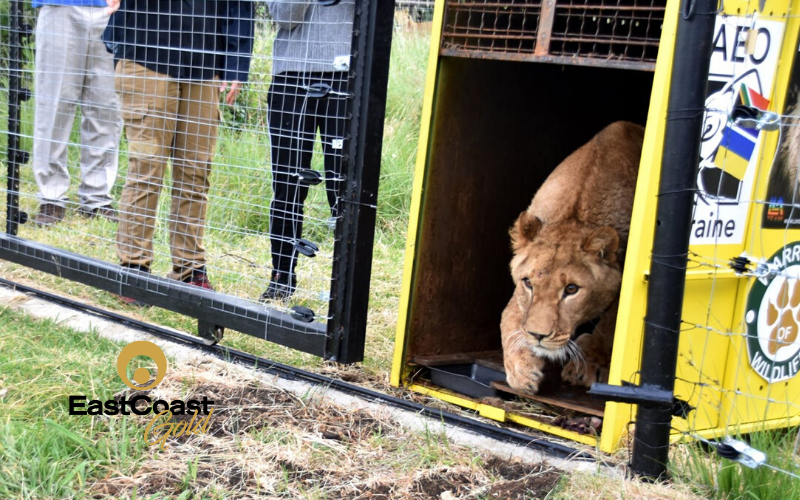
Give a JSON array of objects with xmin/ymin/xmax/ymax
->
[{"xmin": 528, "ymin": 332, "xmax": 547, "ymax": 341}]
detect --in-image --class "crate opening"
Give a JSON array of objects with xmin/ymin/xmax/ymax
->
[{"xmin": 403, "ymin": 57, "xmax": 655, "ymax": 427}]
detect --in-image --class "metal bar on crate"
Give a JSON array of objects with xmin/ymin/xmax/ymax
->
[
  {"xmin": 535, "ymin": 0, "xmax": 556, "ymax": 56},
  {"xmin": 5, "ymin": 0, "xmax": 27, "ymax": 236},
  {"xmin": 327, "ymin": 0, "xmax": 395, "ymax": 364},
  {"xmin": 439, "ymin": 47, "xmax": 657, "ymax": 71},
  {"xmin": 627, "ymin": 0, "xmax": 717, "ymax": 479},
  {"xmin": 0, "ymin": 235, "xmax": 328, "ymax": 357}
]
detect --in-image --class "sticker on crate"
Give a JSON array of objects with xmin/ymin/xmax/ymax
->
[
  {"xmin": 763, "ymin": 40, "xmax": 800, "ymax": 229},
  {"xmin": 691, "ymin": 15, "xmax": 784, "ymax": 245},
  {"xmin": 745, "ymin": 242, "xmax": 800, "ymax": 383}
]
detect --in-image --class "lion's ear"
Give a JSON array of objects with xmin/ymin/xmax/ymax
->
[
  {"xmin": 510, "ymin": 211, "xmax": 542, "ymax": 251},
  {"xmin": 582, "ymin": 226, "xmax": 619, "ymax": 264}
]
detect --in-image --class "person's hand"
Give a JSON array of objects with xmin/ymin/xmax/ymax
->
[
  {"xmin": 220, "ymin": 81, "xmax": 242, "ymax": 106},
  {"xmin": 105, "ymin": 0, "xmax": 120, "ymax": 15}
]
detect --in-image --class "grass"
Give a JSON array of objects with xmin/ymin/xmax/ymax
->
[
  {"xmin": 672, "ymin": 431, "xmax": 800, "ymax": 500},
  {"xmin": 0, "ymin": 302, "xmax": 567, "ymax": 499},
  {"xmin": 0, "ymin": 307, "xmax": 150, "ymax": 499}
]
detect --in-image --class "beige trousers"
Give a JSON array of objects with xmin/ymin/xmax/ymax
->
[
  {"xmin": 33, "ymin": 5, "xmax": 121, "ymax": 209},
  {"xmin": 115, "ymin": 60, "xmax": 219, "ymax": 281}
]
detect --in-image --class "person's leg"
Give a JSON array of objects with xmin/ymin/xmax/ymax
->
[
  {"xmin": 318, "ymin": 72, "xmax": 349, "ymax": 221},
  {"xmin": 76, "ymin": 6, "xmax": 121, "ymax": 215},
  {"xmin": 32, "ymin": 5, "xmax": 85, "ymax": 224},
  {"xmin": 263, "ymin": 74, "xmax": 315, "ymax": 300},
  {"xmin": 167, "ymin": 79, "xmax": 219, "ymax": 283},
  {"xmin": 115, "ymin": 60, "xmax": 179, "ymax": 272}
]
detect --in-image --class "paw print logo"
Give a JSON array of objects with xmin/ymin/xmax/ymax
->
[
  {"xmin": 746, "ymin": 249, "xmax": 800, "ymax": 384},
  {"xmin": 764, "ymin": 279, "xmax": 800, "ymax": 356}
]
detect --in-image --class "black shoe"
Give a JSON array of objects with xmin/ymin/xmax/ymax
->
[
  {"xmin": 79, "ymin": 205, "xmax": 119, "ymax": 223},
  {"xmin": 260, "ymin": 271, "xmax": 297, "ymax": 302}
]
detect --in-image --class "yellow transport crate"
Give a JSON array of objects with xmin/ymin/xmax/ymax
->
[{"xmin": 392, "ymin": 0, "xmax": 800, "ymax": 452}]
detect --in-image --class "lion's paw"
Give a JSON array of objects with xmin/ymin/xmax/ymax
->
[
  {"xmin": 561, "ymin": 359, "xmax": 609, "ymax": 388},
  {"xmin": 505, "ymin": 364, "xmax": 544, "ymax": 395}
]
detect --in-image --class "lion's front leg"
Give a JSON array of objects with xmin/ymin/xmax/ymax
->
[
  {"xmin": 501, "ymin": 298, "xmax": 546, "ymax": 394},
  {"xmin": 504, "ymin": 345, "xmax": 545, "ymax": 394},
  {"xmin": 561, "ymin": 303, "xmax": 617, "ymax": 388}
]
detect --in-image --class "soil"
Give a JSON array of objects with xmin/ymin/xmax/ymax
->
[{"xmin": 90, "ymin": 366, "xmax": 565, "ymax": 499}]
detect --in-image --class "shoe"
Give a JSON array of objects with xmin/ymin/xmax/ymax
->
[
  {"xmin": 79, "ymin": 205, "xmax": 118, "ymax": 223},
  {"xmin": 260, "ymin": 271, "xmax": 297, "ymax": 301},
  {"xmin": 117, "ymin": 295, "xmax": 149, "ymax": 307},
  {"xmin": 33, "ymin": 204, "xmax": 65, "ymax": 227},
  {"xmin": 116, "ymin": 264, "xmax": 151, "ymax": 307},
  {"xmin": 184, "ymin": 268, "xmax": 215, "ymax": 291}
]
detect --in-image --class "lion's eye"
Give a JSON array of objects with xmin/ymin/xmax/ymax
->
[
  {"xmin": 564, "ymin": 284, "xmax": 580, "ymax": 295},
  {"xmin": 521, "ymin": 278, "xmax": 532, "ymax": 290}
]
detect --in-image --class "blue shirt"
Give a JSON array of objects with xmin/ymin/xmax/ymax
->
[
  {"xmin": 33, "ymin": 1, "xmax": 108, "ymax": 7},
  {"xmin": 103, "ymin": 0, "xmax": 253, "ymax": 82}
]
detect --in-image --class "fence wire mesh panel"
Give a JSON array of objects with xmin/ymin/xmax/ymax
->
[
  {"xmin": 0, "ymin": 0, "xmax": 393, "ymax": 362},
  {"xmin": 439, "ymin": 0, "xmax": 664, "ymax": 69}
]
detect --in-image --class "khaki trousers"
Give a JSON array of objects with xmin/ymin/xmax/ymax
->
[{"xmin": 115, "ymin": 60, "xmax": 219, "ymax": 281}]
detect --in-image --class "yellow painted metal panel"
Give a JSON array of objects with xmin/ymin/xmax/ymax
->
[
  {"xmin": 391, "ymin": 0, "xmax": 448, "ymax": 387},
  {"xmin": 686, "ymin": 0, "xmax": 798, "ymax": 436},
  {"xmin": 506, "ymin": 414, "xmax": 600, "ymax": 447},
  {"xmin": 599, "ymin": 0, "xmax": 681, "ymax": 452},
  {"xmin": 409, "ymin": 384, "xmax": 600, "ymax": 446}
]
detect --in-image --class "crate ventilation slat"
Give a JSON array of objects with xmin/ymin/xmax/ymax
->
[{"xmin": 441, "ymin": 0, "xmax": 666, "ymax": 70}]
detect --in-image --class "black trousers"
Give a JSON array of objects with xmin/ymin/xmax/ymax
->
[{"xmin": 267, "ymin": 72, "xmax": 348, "ymax": 275}]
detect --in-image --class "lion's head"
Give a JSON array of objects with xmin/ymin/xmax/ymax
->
[{"xmin": 504, "ymin": 211, "xmax": 623, "ymax": 363}]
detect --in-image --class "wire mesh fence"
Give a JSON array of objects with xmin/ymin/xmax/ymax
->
[{"xmin": 0, "ymin": 0, "xmax": 394, "ymax": 362}]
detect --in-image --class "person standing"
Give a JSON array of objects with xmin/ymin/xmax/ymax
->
[
  {"xmin": 261, "ymin": 0, "xmax": 355, "ymax": 301},
  {"xmin": 32, "ymin": 0, "xmax": 121, "ymax": 227},
  {"xmin": 103, "ymin": 0, "xmax": 253, "ymax": 299}
]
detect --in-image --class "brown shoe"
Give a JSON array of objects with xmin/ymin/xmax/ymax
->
[
  {"xmin": 79, "ymin": 205, "xmax": 118, "ymax": 223},
  {"xmin": 33, "ymin": 204, "xmax": 65, "ymax": 227}
]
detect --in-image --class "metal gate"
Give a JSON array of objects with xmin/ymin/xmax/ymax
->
[{"xmin": 0, "ymin": 0, "xmax": 394, "ymax": 363}]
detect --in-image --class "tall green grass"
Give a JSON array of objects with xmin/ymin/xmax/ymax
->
[
  {"xmin": 673, "ymin": 430, "xmax": 800, "ymax": 500},
  {"xmin": 0, "ymin": 307, "xmax": 150, "ymax": 498}
]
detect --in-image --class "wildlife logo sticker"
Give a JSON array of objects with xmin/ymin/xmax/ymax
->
[{"xmin": 745, "ymin": 243, "xmax": 800, "ymax": 383}]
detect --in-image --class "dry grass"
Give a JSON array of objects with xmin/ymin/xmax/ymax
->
[
  {"xmin": 549, "ymin": 470, "xmax": 704, "ymax": 500},
  {"xmin": 91, "ymin": 361, "xmax": 563, "ymax": 500}
]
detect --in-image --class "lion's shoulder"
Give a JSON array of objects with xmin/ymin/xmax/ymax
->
[{"xmin": 528, "ymin": 121, "xmax": 644, "ymax": 246}]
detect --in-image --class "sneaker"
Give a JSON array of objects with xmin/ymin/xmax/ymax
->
[
  {"xmin": 79, "ymin": 205, "xmax": 119, "ymax": 223},
  {"xmin": 33, "ymin": 204, "xmax": 65, "ymax": 227},
  {"xmin": 259, "ymin": 271, "xmax": 297, "ymax": 302},
  {"xmin": 116, "ymin": 264, "xmax": 151, "ymax": 307},
  {"xmin": 184, "ymin": 268, "xmax": 215, "ymax": 291},
  {"xmin": 118, "ymin": 295, "xmax": 149, "ymax": 307}
]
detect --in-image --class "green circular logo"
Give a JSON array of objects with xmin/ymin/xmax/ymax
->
[{"xmin": 745, "ymin": 243, "xmax": 800, "ymax": 383}]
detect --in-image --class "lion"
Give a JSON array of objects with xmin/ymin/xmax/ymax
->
[{"xmin": 501, "ymin": 121, "xmax": 644, "ymax": 394}]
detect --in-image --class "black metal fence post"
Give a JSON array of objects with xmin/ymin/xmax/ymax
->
[
  {"xmin": 327, "ymin": 0, "xmax": 395, "ymax": 363},
  {"xmin": 630, "ymin": 0, "xmax": 718, "ymax": 478},
  {"xmin": 6, "ymin": 0, "xmax": 28, "ymax": 235}
]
